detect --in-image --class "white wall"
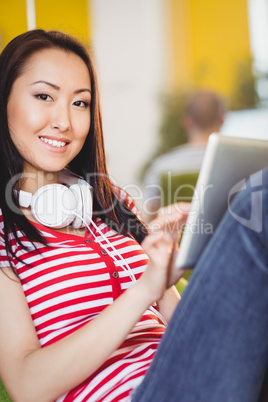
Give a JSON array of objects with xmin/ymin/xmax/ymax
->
[
  {"xmin": 89, "ymin": 0, "xmax": 169, "ymax": 197},
  {"xmin": 247, "ymin": 0, "xmax": 268, "ymax": 101}
]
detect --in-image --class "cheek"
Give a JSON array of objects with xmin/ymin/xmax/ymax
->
[
  {"xmin": 7, "ymin": 104, "xmax": 25, "ymax": 149},
  {"xmin": 7, "ymin": 99, "xmax": 44, "ymax": 136},
  {"xmin": 75, "ymin": 113, "xmax": 91, "ymax": 140}
]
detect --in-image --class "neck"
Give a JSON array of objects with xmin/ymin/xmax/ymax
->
[
  {"xmin": 20, "ymin": 170, "xmax": 59, "ymax": 194},
  {"xmin": 187, "ymin": 129, "xmax": 214, "ymax": 145}
]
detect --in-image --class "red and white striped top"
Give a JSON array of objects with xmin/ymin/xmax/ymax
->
[{"xmin": 0, "ymin": 192, "xmax": 165, "ymax": 401}]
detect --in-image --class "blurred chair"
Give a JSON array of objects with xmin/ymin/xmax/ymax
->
[
  {"xmin": 175, "ymin": 276, "xmax": 189, "ymax": 294},
  {"xmin": 161, "ymin": 172, "xmax": 199, "ymax": 206}
]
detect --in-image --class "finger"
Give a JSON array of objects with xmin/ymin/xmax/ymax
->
[
  {"xmin": 141, "ymin": 231, "xmax": 164, "ymax": 251},
  {"xmin": 166, "ymin": 240, "xmax": 177, "ymax": 288},
  {"xmin": 148, "ymin": 202, "xmax": 191, "ymax": 234},
  {"xmin": 141, "ymin": 232, "xmax": 173, "ymax": 259},
  {"xmin": 158, "ymin": 202, "xmax": 191, "ymax": 220}
]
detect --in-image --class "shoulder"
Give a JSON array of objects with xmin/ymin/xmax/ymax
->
[
  {"xmin": 145, "ymin": 144, "xmax": 206, "ymax": 180},
  {"xmin": 115, "ymin": 187, "xmax": 138, "ymax": 213},
  {"xmin": 0, "ymin": 208, "xmax": 20, "ymax": 259},
  {"xmin": 154, "ymin": 144, "xmax": 206, "ymax": 167},
  {"xmin": 114, "ymin": 187, "xmax": 142, "ymax": 220}
]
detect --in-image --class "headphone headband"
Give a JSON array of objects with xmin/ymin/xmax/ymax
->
[{"xmin": 18, "ymin": 169, "xmax": 86, "ymax": 208}]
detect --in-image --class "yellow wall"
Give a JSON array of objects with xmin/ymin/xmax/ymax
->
[
  {"xmin": 168, "ymin": 0, "xmax": 251, "ymax": 99},
  {"xmin": 0, "ymin": 0, "xmax": 28, "ymax": 50},
  {"xmin": 0, "ymin": 0, "xmax": 90, "ymax": 51},
  {"xmin": 35, "ymin": 0, "xmax": 90, "ymax": 45}
]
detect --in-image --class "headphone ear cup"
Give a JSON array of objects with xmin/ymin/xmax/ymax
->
[
  {"xmin": 31, "ymin": 184, "xmax": 77, "ymax": 228},
  {"xmin": 70, "ymin": 184, "xmax": 93, "ymax": 229}
]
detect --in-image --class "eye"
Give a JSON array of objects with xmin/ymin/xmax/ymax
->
[
  {"xmin": 36, "ymin": 93, "xmax": 53, "ymax": 101},
  {"xmin": 73, "ymin": 100, "xmax": 89, "ymax": 108}
]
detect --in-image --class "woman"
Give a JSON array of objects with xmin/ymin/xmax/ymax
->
[
  {"xmin": 0, "ymin": 30, "xmax": 268, "ymax": 402},
  {"xmin": 0, "ymin": 29, "xmax": 183, "ymax": 401}
]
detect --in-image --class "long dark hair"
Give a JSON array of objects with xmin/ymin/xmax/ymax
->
[{"xmin": 0, "ymin": 29, "xmax": 148, "ymax": 274}]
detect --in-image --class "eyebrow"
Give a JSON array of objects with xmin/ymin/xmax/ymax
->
[{"xmin": 31, "ymin": 80, "xmax": 91, "ymax": 94}]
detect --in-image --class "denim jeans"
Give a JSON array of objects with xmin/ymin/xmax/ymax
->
[{"xmin": 132, "ymin": 168, "xmax": 268, "ymax": 402}]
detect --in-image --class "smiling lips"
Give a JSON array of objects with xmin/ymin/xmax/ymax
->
[{"xmin": 40, "ymin": 136, "xmax": 69, "ymax": 148}]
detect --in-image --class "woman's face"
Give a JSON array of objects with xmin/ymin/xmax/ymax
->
[{"xmin": 7, "ymin": 48, "xmax": 91, "ymax": 179}]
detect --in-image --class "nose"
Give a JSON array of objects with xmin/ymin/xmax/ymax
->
[{"xmin": 50, "ymin": 102, "xmax": 71, "ymax": 132}]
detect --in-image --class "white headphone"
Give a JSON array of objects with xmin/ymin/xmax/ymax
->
[{"xmin": 17, "ymin": 170, "xmax": 93, "ymax": 229}]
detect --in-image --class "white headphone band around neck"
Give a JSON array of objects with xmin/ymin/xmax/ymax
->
[{"xmin": 18, "ymin": 170, "xmax": 93, "ymax": 229}]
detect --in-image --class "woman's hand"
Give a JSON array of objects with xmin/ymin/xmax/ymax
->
[
  {"xmin": 141, "ymin": 202, "xmax": 191, "ymax": 300},
  {"xmin": 147, "ymin": 202, "xmax": 191, "ymax": 241},
  {"xmin": 140, "ymin": 231, "xmax": 174, "ymax": 302}
]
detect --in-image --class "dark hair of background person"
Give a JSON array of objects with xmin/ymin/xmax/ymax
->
[
  {"xmin": 0, "ymin": 29, "xmax": 148, "ymax": 275},
  {"xmin": 183, "ymin": 90, "xmax": 226, "ymax": 137}
]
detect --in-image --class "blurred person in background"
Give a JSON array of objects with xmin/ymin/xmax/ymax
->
[{"xmin": 143, "ymin": 90, "xmax": 226, "ymax": 219}]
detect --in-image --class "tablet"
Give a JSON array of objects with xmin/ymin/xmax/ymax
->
[{"xmin": 175, "ymin": 134, "xmax": 268, "ymax": 269}]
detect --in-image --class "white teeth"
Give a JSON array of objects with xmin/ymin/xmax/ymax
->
[{"xmin": 40, "ymin": 137, "xmax": 67, "ymax": 148}]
